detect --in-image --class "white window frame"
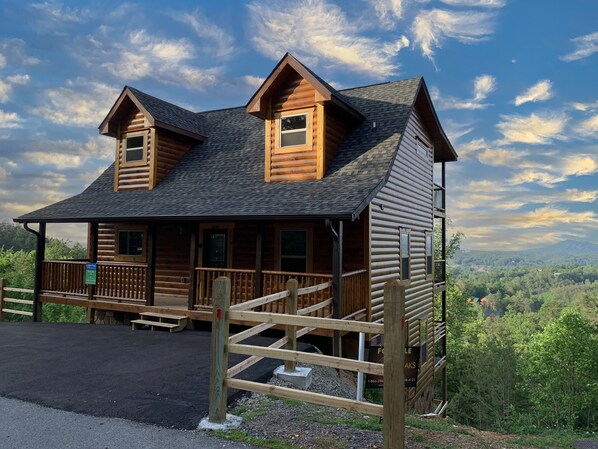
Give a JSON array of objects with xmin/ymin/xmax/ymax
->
[
  {"xmin": 400, "ymin": 228, "xmax": 411, "ymax": 282},
  {"xmin": 123, "ymin": 133, "xmax": 146, "ymax": 165},
  {"xmin": 274, "ymin": 108, "xmax": 313, "ymax": 154},
  {"xmin": 425, "ymin": 231, "xmax": 434, "ymax": 280}
]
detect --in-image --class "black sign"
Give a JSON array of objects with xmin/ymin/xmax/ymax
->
[{"xmin": 366, "ymin": 345, "xmax": 420, "ymax": 388}]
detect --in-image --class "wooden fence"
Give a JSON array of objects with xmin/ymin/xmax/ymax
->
[
  {"xmin": 0, "ymin": 279, "xmax": 34, "ymax": 321},
  {"xmin": 207, "ymin": 275, "xmax": 407, "ymax": 449}
]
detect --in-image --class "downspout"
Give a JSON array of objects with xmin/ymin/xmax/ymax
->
[
  {"xmin": 325, "ymin": 219, "xmax": 343, "ymax": 358},
  {"xmin": 23, "ymin": 222, "xmax": 46, "ymax": 322}
]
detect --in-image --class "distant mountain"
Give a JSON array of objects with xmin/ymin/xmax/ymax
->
[{"xmin": 455, "ymin": 239, "xmax": 598, "ymax": 267}]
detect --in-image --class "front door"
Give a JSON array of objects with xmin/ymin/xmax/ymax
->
[{"xmin": 203, "ymin": 229, "xmax": 228, "ymax": 268}]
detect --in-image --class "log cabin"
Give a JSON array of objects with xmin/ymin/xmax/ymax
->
[{"xmin": 15, "ymin": 53, "xmax": 457, "ymax": 412}]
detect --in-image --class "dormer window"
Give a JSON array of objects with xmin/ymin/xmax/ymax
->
[
  {"xmin": 125, "ymin": 134, "xmax": 145, "ymax": 163},
  {"xmin": 274, "ymin": 108, "xmax": 312, "ymax": 153}
]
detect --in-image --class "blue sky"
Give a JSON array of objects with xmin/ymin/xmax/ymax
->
[{"xmin": 0, "ymin": 0, "xmax": 596, "ymax": 250}]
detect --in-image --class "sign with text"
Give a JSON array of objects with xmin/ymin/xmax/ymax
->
[
  {"xmin": 85, "ymin": 262, "xmax": 97, "ymax": 285},
  {"xmin": 366, "ymin": 345, "xmax": 420, "ymax": 388}
]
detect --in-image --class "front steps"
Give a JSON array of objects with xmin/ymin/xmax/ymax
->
[{"xmin": 131, "ymin": 312, "xmax": 188, "ymax": 333}]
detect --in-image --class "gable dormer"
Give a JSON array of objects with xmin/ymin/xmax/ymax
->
[
  {"xmin": 247, "ymin": 54, "xmax": 364, "ymax": 182},
  {"xmin": 99, "ymin": 87, "xmax": 205, "ymax": 191}
]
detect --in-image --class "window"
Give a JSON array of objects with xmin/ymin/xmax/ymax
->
[
  {"xmin": 280, "ymin": 229, "xmax": 308, "ymax": 272},
  {"xmin": 420, "ymin": 319, "xmax": 428, "ymax": 364},
  {"xmin": 280, "ymin": 113, "xmax": 307, "ymax": 148},
  {"xmin": 125, "ymin": 134, "xmax": 145, "ymax": 163},
  {"xmin": 425, "ymin": 231, "xmax": 434, "ymax": 279},
  {"xmin": 115, "ymin": 227, "xmax": 146, "ymax": 261},
  {"xmin": 400, "ymin": 228, "xmax": 411, "ymax": 281}
]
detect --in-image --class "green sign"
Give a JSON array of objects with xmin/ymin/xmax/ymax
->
[{"xmin": 85, "ymin": 262, "xmax": 97, "ymax": 285}]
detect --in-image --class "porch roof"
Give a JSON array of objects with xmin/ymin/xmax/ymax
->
[{"xmin": 16, "ymin": 78, "xmax": 457, "ymax": 224}]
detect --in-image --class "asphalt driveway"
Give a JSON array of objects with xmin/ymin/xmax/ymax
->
[{"xmin": 0, "ymin": 322, "xmax": 280, "ymax": 430}]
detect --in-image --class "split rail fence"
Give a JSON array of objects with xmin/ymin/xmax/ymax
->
[
  {"xmin": 208, "ymin": 275, "xmax": 407, "ymax": 449},
  {"xmin": 0, "ymin": 279, "xmax": 34, "ymax": 321}
]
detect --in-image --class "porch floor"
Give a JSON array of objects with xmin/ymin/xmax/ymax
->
[{"xmin": 0, "ymin": 322, "xmax": 290, "ymax": 429}]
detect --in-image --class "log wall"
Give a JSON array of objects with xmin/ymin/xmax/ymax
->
[{"xmin": 115, "ymin": 109, "xmax": 152, "ymax": 191}]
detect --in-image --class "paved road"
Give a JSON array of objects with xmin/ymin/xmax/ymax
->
[
  {"xmin": 0, "ymin": 322, "xmax": 281, "ymax": 430},
  {"xmin": 0, "ymin": 396, "xmax": 258, "ymax": 449}
]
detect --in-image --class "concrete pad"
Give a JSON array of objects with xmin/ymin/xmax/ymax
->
[
  {"xmin": 274, "ymin": 365, "xmax": 312, "ymax": 389},
  {"xmin": 198, "ymin": 414, "xmax": 243, "ymax": 430}
]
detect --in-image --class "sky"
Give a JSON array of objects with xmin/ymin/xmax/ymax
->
[{"xmin": 0, "ymin": 0, "xmax": 596, "ymax": 251}]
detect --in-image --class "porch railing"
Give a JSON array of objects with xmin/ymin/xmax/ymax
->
[
  {"xmin": 195, "ymin": 267, "xmax": 257, "ymax": 308},
  {"xmin": 433, "ymin": 183, "xmax": 445, "ymax": 212},
  {"xmin": 262, "ymin": 270, "xmax": 333, "ymax": 315},
  {"xmin": 96, "ymin": 262, "xmax": 147, "ymax": 303},
  {"xmin": 42, "ymin": 260, "xmax": 88, "ymax": 296},
  {"xmin": 341, "ymin": 269, "xmax": 368, "ymax": 318}
]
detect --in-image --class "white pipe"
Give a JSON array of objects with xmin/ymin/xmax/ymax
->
[{"xmin": 356, "ymin": 332, "xmax": 365, "ymax": 401}]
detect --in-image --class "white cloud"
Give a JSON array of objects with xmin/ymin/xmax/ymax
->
[
  {"xmin": 433, "ymin": 74, "xmax": 496, "ymax": 110},
  {"xmin": 503, "ymin": 207, "xmax": 598, "ymax": 229},
  {"xmin": 172, "ymin": 9, "xmax": 235, "ymax": 59},
  {"xmin": 570, "ymin": 100, "xmax": 598, "ymax": 112},
  {"xmin": 248, "ymin": 0, "xmax": 408, "ymax": 78},
  {"xmin": 30, "ymin": 80, "xmax": 120, "ymax": 126},
  {"xmin": 561, "ymin": 154, "xmax": 598, "ymax": 177},
  {"xmin": 561, "ymin": 31, "xmax": 598, "ymax": 62},
  {"xmin": 456, "ymin": 137, "xmax": 487, "ymax": 157},
  {"xmin": 0, "ymin": 166, "xmax": 8, "ymax": 180},
  {"xmin": 0, "ymin": 109, "xmax": 23, "ymax": 128},
  {"xmin": 477, "ymin": 148, "xmax": 524, "ymax": 167},
  {"xmin": 5, "ymin": 74, "xmax": 30, "ymax": 85},
  {"xmin": 443, "ymin": 119, "xmax": 474, "ymax": 142},
  {"xmin": 95, "ymin": 29, "xmax": 220, "ymax": 90},
  {"xmin": 0, "ymin": 81, "xmax": 10, "ymax": 103},
  {"xmin": 496, "ymin": 112, "xmax": 568, "ymax": 145},
  {"xmin": 0, "ymin": 74, "xmax": 30, "ymax": 103},
  {"xmin": 0, "ymin": 54, "xmax": 5, "ymax": 70},
  {"xmin": 439, "ymin": 0, "xmax": 505, "ymax": 6},
  {"xmin": 411, "ymin": 9, "xmax": 495, "ymax": 62},
  {"xmin": 24, "ymin": 136, "xmax": 114, "ymax": 167},
  {"xmin": 576, "ymin": 115, "xmax": 598, "ymax": 138},
  {"xmin": 507, "ymin": 154, "xmax": 597, "ymax": 187},
  {"xmin": 562, "ymin": 188, "xmax": 598, "ymax": 203},
  {"xmin": 0, "ymin": 38, "xmax": 40, "ymax": 66},
  {"xmin": 243, "ymin": 75, "xmax": 265, "ymax": 90},
  {"xmin": 514, "ymin": 80, "xmax": 552, "ymax": 106},
  {"xmin": 371, "ymin": 0, "xmax": 408, "ymax": 28},
  {"xmin": 30, "ymin": 2, "xmax": 91, "ymax": 23}
]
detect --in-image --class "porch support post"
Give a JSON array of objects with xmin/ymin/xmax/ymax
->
[
  {"xmin": 327, "ymin": 219, "xmax": 343, "ymax": 358},
  {"xmin": 254, "ymin": 223, "xmax": 264, "ymax": 299},
  {"xmin": 86, "ymin": 222, "xmax": 98, "ymax": 324},
  {"xmin": 188, "ymin": 224, "xmax": 199, "ymax": 310},
  {"xmin": 26, "ymin": 222, "xmax": 45, "ymax": 322},
  {"xmin": 145, "ymin": 223, "xmax": 157, "ymax": 307}
]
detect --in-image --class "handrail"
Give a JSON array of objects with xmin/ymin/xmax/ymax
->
[
  {"xmin": 195, "ymin": 267, "xmax": 256, "ymax": 274},
  {"xmin": 0, "ymin": 281, "xmax": 34, "ymax": 320},
  {"xmin": 230, "ymin": 289, "xmax": 290, "ymax": 311},
  {"xmin": 297, "ymin": 281, "xmax": 332, "ymax": 295},
  {"xmin": 342, "ymin": 269, "xmax": 368, "ymax": 278},
  {"xmin": 261, "ymin": 270, "xmax": 333, "ymax": 278}
]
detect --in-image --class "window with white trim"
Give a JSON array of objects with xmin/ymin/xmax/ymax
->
[
  {"xmin": 125, "ymin": 134, "xmax": 145, "ymax": 163},
  {"xmin": 425, "ymin": 231, "xmax": 434, "ymax": 279},
  {"xmin": 280, "ymin": 113, "xmax": 307, "ymax": 148},
  {"xmin": 400, "ymin": 228, "xmax": 411, "ymax": 281}
]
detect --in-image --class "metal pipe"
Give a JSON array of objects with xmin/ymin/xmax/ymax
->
[{"xmin": 356, "ymin": 332, "xmax": 365, "ymax": 401}]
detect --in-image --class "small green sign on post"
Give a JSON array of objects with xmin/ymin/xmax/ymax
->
[{"xmin": 85, "ymin": 262, "xmax": 97, "ymax": 285}]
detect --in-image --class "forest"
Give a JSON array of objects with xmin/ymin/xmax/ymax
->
[{"xmin": 1, "ymin": 222, "xmax": 596, "ymax": 434}]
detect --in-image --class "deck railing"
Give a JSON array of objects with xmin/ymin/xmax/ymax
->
[
  {"xmin": 96, "ymin": 262, "xmax": 147, "ymax": 303},
  {"xmin": 434, "ymin": 260, "xmax": 446, "ymax": 287},
  {"xmin": 433, "ymin": 183, "xmax": 445, "ymax": 212},
  {"xmin": 262, "ymin": 270, "xmax": 333, "ymax": 315},
  {"xmin": 195, "ymin": 267, "xmax": 257, "ymax": 308},
  {"xmin": 341, "ymin": 269, "xmax": 368, "ymax": 319},
  {"xmin": 42, "ymin": 260, "xmax": 88, "ymax": 296}
]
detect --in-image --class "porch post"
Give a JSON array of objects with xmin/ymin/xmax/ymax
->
[
  {"xmin": 32, "ymin": 223, "xmax": 46, "ymax": 322},
  {"xmin": 254, "ymin": 223, "xmax": 264, "ymax": 299},
  {"xmin": 188, "ymin": 224, "xmax": 199, "ymax": 310},
  {"xmin": 145, "ymin": 223, "xmax": 157, "ymax": 307},
  {"xmin": 86, "ymin": 222, "xmax": 98, "ymax": 324},
  {"xmin": 327, "ymin": 219, "xmax": 343, "ymax": 358}
]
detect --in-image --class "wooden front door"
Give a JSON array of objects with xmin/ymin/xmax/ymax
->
[{"xmin": 202, "ymin": 229, "xmax": 228, "ymax": 268}]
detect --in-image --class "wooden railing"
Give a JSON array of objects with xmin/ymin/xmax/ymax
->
[
  {"xmin": 341, "ymin": 269, "xmax": 368, "ymax": 319},
  {"xmin": 206, "ymin": 277, "xmax": 407, "ymax": 449},
  {"xmin": 434, "ymin": 260, "xmax": 446, "ymax": 287},
  {"xmin": 195, "ymin": 267, "xmax": 256, "ymax": 308},
  {"xmin": 433, "ymin": 183, "xmax": 445, "ymax": 212},
  {"xmin": 0, "ymin": 279, "xmax": 34, "ymax": 320},
  {"xmin": 434, "ymin": 321, "xmax": 446, "ymax": 343},
  {"xmin": 42, "ymin": 260, "xmax": 88, "ymax": 296},
  {"xmin": 96, "ymin": 262, "xmax": 147, "ymax": 303},
  {"xmin": 262, "ymin": 270, "xmax": 333, "ymax": 315}
]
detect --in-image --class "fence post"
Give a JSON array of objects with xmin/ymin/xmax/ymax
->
[
  {"xmin": 0, "ymin": 278, "xmax": 4, "ymax": 322},
  {"xmin": 383, "ymin": 280, "xmax": 405, "ymax": 449},
  {"xmin": 208, "ymin": 276, "xmax": 231, "ymax": 423},
  {"xmin": 284, "ymin": 278, "xmax": 298, "ymax": 372}
]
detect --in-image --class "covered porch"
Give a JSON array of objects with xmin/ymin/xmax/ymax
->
[{"xmin": 37, "ymin": 217, "xmax": 370, "ymax": 323}]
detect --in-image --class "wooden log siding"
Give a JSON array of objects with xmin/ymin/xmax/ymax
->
[
  {"xmin": 369, "ymin": 108, "xmax": 435, "ymax": 396},
  {"xmin": 262, "ymin": 271, "xmax": 333, "ymax": 316},
  {"xmin": 97, "ymin": 223, "xmax": 116, "ymax": 261},
  {"xmin": 324, "ymin": 106, "xmax": 348, "ymax": 173},
  {"xmin": 154, "ymin": 224, "xmax": 191, "ymax": 298},
  {"xmin": 153, "ymin": 131, "xmax": 193, "ymax": 186},
  {"xmin": 195, "ymin": 268, "xmax": 257, "ymax": 308},
  {"xmin": 41, "ymin": 260, "xmax": 88, "ymax": 296}
]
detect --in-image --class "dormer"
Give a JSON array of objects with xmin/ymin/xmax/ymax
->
[
  {"xmin": 247, "ymin": 54, "xmax": 364, "ymax": 182},
  {"xmin": 99, "ymin": 87, "xmax": 206, "ymax": 191}
]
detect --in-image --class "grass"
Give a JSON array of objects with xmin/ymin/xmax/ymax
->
[
  {"xmin": 299, "ymin": 406, "xmax": 383, "ymax": 431},
  {"xmin": 507, "ymin": 430, "xmax": 594, "ymax": 448},
  {"xmin": 214, "ymin": 429, "xmax": 303, "ymax": 449}
]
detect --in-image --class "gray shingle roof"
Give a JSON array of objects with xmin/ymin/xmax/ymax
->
[
  {"xmin": 127, "ymin": 86, "xmax": 206, "ymax": 137},
  {"xmin": 17, "ymin": 78, "xmax": 423, "ymax": 223}
]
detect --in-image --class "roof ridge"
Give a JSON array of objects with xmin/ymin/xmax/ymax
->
[{"xmin": 127, "ymin": 86, "xmax": 198, "ymax": 114}]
